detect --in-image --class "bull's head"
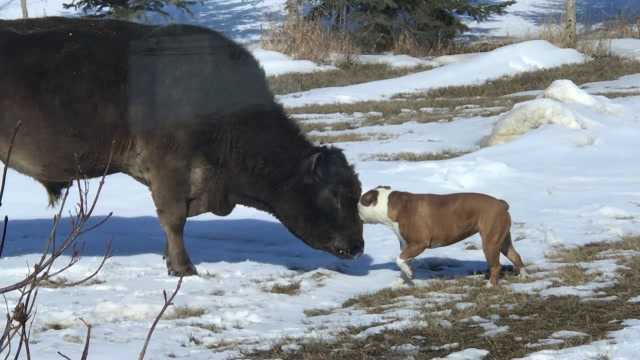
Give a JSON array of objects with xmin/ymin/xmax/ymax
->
[{"xmin": 277, "ymin": 147, "xmax": 364, "ymax": 259}]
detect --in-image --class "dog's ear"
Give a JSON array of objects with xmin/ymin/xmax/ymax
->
[{"xmin": 360, "ymin": 190, "xmax": 379, "ymax": 206}]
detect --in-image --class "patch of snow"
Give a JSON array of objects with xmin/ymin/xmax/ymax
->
[
  {"xmin": 251, "ymin": 48, "xmax": 336, "ymax": 76},
  {"xmin": 551, "ymin": 330, "xmax": 589, "ymax": 339},
  {"xmin": 391, "ymin": 343, "xmax": 419, "ymax": 354},
  {"xmin": 435, "ymin": 348, "xmax": 489, "ymax": 360},
  {"xmin": 356, "ymin": 54, "xmax": 433, "ymax": 68},
  {"xmin": 628, "ymin": 296, "xmax": 640, "ymax": 303},
  {"xmin": 520, "ymin": 319, "xmax": 640, "ymax": 359}
]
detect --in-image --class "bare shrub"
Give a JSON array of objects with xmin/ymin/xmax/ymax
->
[{"xmin": 262, "ymin": 19, "xmax": 359, "ymax": 63}]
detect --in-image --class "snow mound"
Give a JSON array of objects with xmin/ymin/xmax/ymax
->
[
  {"xmin": 279, "ymin": 40, "xmax": 587, "ymax": 108},
  {"xmin": 483, "ymin": 98, "xmax": 584, "ymax": 146},
  {"xmin": 484, "ymin": 79, "xmax": 623, "ymax": 146},
  {"xmin": 251, "ymin": 48, "xmax": 336, "ymax": 76},
  {"xmin": 544, "ymin": 79, "xmax": 623, "ymax": 115},
  {"xmin": 356, "ymin": 54, "xmax": 433, "ymax": 68}
]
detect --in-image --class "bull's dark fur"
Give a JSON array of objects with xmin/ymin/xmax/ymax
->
[{"xmin": 0, "ymin": 17, "xmax": 364, "ymax": 275}]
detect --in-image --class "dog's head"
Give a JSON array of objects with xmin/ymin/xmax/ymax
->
[{"xmin": 358, "ymin": 186, "xmax": 392, "ymax": 223}]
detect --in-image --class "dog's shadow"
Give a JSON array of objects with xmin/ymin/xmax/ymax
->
[{"xmin": 374, "ymin": 257, "xmax": 517, "ymax": 281}]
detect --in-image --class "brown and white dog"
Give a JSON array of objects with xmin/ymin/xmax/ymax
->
[{"xmin": 358, "ymin": 186, "xmax": 526, "ymax": 286}]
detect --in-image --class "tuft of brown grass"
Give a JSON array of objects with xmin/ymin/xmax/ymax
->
[
  {"xmin": 268, "ymin": 281, "xmax": 302, "ymax": 296},
  {"xmin": 298, "ymin": 121, "xmax": 358, "ymax": 133},
  {"xmin": 44, "ymin": 322, "xmax": 71, "ymax": 331},
  {"xmin": 166, "ymin": 306, "xmax": 206, "ymax": 320},
  {"xmin": 39, "ymin": 277, "xmax": 105, "ymax": 288},
  {"xmin": 191, "ymin": 323, "xmax": 223, "ymax": 333},
  {"xmin": 550, "ymin": 236, "xmax": 640, "ymax": 263},
  {"xmin": 268, "ymin": 63, "xmax": 433, "ymax": 95},
  {"xmin": 364, "ymin": 150, "xmax": 470, "ymax": 162},
  {"xmin": 555, "ymin": 265, "xmax": 602, "ymax": 286},
  {"xmin": 303, "ymin": 308, "xmax": 334, "ymax": 317},
  {"xmin": 307, "ymin": 132, "xmax": 395, "ymax": 144}
]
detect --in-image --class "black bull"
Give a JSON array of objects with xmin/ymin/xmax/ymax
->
[{"xmin": 0, "ymin": 17, "xmax": 364, "ymax": 275}]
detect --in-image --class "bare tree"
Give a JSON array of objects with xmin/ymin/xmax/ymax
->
[
  {"xmin": 0, "ymin": 124, "xmax": 186, "ymax": 358},
  {"xmin": 20, "ymin": 0, "xmax": 28, "ymax": 18},
  {"xmin": 0, "ymin": 124, "xmax": 113, "ymax": 359},
  {"xmin": 564, "ymin": 0, "xmax": 577, "ymax": 48}
]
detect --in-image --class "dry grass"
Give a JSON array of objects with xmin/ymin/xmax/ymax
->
[
  {"xmin": 39, "ymin": 277, "xmax": 106, "ymax": 288},
  {"xmin": 248, "ymin": 237, "xmax": 640, "ymax": 359},
  {"xmin": 424, "ymin": 57, "xmax": 640, "ymax": 99},
  {"xmin": 267, "ymin": 281, "xmax": 302, "ymax": 296},
  {"xmin": 249, "ymin": 251, "xmax": 640, "ymax": 360},
  {"xmin": 550, "ymin": 235, "xmax": 640, "ymax": 263},
  {"xmin": 288, "ymin": 56, "xmax": 640, "ymax": 120},
  {"xmin": 262, "ymin": 19, "xmax": 359, "ymax": 64},
  {"xmin": 303, "ymin": 308, "xmax": 334, "ymax": 317},
  {"xmin": 191, "ymin": 323, "xmax": 223, "ymax": 333},
  {"xmin": 166, "ymin": 306, "xmax": 207, "ymax": 320},
  {"xmin": 298, "ymin": 121, "xmax": 358, "ymax": 133},
  {"xmin": 556, "ymin": 265, "xmax": 602, "ymax": 286},
  {"xmin": 44, "ymin": 322, "xmax": 71, "ymax": 331},
  {"xmin": 364, "ymin": 150, "xmax": 470, "ymax": 162},
  {"xmin": 268, "ymin": 63, "xmax": 432, "ymax": 95},
  {"xmin": 307, "ymin": 132, "xmax": 395, "ymax": 144},
  {"xmin": 289, "ymin": 95, "xmax": 522, "ymax": 122}
]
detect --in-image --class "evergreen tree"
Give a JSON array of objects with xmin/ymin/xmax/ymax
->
[
  {"xmin": 63, "ymin": 0, "xmax": 197, "ymax": 19},
  {"xmin": 305, "ymin": 0, "xmax": 516, "ymax": 51}
]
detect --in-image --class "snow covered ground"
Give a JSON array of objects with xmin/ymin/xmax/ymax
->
[{"xmin": 2, "ymin": 30, "xmax": 640, "ymax": 360}]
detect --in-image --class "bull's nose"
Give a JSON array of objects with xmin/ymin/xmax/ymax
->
[
  {"xmin": 333, "ymin": 240, "xmax": 364, "ymax": 259},
  {"xmin": 351, "ymin": 243, "xmax": 364, "ymax": 258}
]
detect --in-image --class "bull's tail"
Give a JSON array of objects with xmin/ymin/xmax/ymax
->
[
  {"xmin": 40, "ymin": 181, "xmax": 72, "ymax": 207},
  {"xmin": 499, "ymin": 199, "xmax": 510, "ymax": 211}
]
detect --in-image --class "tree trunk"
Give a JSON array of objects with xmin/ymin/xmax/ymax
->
[
  {"xmin": 286, "ymin": 0, "xmax": 299, "ymax": 23},
  {"xmin": 564, "ymin": 0, "xmax": 576, "ymax": 48},
  {"xmin": 20, "ymin": 0, "xmax": 28, "ymax": 18}
]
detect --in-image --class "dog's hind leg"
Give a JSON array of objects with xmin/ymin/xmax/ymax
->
[{"xmin": 501, "ymin": 231, "xmax": 526, "ymax": 277}]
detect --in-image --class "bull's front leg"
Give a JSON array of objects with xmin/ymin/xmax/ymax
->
[{"xmin": 149, "ymin": 163, "xmax": 198, "ymax": 277}]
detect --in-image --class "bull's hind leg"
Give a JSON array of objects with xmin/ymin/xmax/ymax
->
[
  {"xmin": 500, "ymin": 232, "xmax": 526, "ymax": 277},
  {"xmin": 148, "ymin": 162, "xmax": 197, "ymax": 276}
]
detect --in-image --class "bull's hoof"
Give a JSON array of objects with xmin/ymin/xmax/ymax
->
[{"xmin": 167, "ymin": 263, "xmax": 198, "ymax": 277}]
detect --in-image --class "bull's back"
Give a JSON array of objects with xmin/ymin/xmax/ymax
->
[{"xmin": 0, "ymin": 17, "xmax": 274, "ymax": 180}]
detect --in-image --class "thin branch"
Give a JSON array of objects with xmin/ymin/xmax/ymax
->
[
  {"xmin": 138, "ymin": 277, "xmax": 183, "ymax": 360},
  {"xmin": 57, "ymin": 352, "xmax": 72, "ymax": 360},
  {"xmin": 0, "ymin": 216, "xmax": 7, "ymax": 258},
  {"xmin": 79, "ymin": 319, "xmax": 91, "ymax": 360},
  {"xmin": 0, "ymin": 121, "xmax": 22, "ymax": 207},
  {"xmin": 45, "ymin": 241, "xmax": 112, "ymax": 288}
]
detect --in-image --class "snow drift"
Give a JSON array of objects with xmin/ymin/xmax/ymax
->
[{"xmin": 483, "ymin": 79, "xmax": 624, "ymax": 146}]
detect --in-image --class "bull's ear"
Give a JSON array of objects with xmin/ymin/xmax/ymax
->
[{"xmin": 302, "ymin": 152, "xmax": 323, "ymax": 182}]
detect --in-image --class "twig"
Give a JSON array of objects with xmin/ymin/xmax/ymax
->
[
  {"xmin": 79, "ymin": 319, "xmax": 91, "ymax": 360},
  {"xmin": 57, "ymin": 352, "xmax": 72, "ymax": 360},
  {"xmin": 46, "ymin": 241, "xmax": 112, "ymax": 288},
  {"xmin": 138, "ymin": 277, "xmax": 183, "ymax": 360},
  {"xmin": 0, "ymin": 121, "xmax": 22, "ymax": 208},
  {"xmin": 0, "ymin": 216, "xmax": 7, "ymax": 258}
]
